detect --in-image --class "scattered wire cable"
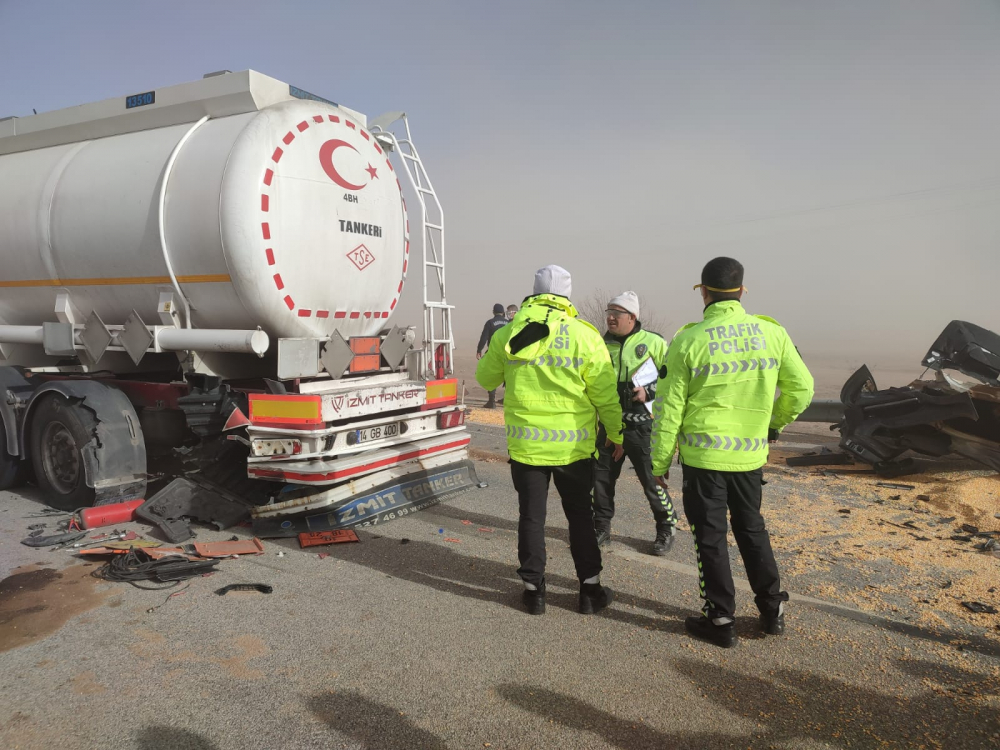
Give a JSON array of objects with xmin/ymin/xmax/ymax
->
[
  {"xmin": 146, "ymin": 582, "xmax": 192, "ymax": 613},
  {"xmin": 92, "ymin": 548, "xmax": 219, "ymax": 589}
]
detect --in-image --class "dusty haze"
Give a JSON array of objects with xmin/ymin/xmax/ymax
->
[{"xmin": 1, "ymin": 0, "xmax": 997, "ymax": 387}]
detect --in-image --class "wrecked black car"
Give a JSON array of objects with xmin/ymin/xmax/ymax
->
[{"xmin": 836, "ymin": 320, "xmax": 1000, "ymax": 474}]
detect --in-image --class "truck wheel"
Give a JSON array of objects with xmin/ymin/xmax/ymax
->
[
  {"xmin": 0, "ymin": 422, "xmax": 26, "ymax": 490},
  {"xmin": 30, "ymin": 396, "xmax": 97, "ymax": 510}
]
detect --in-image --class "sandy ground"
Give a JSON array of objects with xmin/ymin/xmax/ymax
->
[
  {"xmin": 1, "ymin": 424, "xmax": 998, "ymax": 749},
  {"xmin": 467, "ymin": 410, "xmax": 1000, "ymax": 636}
]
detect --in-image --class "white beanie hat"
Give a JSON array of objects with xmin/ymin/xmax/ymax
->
[
  {"xmin": 607, "ymin": 291, "xmax": 640, "ymax": 318},
  {"xmin": 532, "ymin": 265, "xmax": 572, "ymax": 298}
]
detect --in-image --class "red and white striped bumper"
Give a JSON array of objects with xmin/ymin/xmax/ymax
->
[{"xmin": 247, "ymin": 432, "xmax": 471, "ymax": 486}]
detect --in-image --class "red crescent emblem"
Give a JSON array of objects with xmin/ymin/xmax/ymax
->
[{"xmin": 319, "ymin": 139, "xmax": 366, "ymax": 191}]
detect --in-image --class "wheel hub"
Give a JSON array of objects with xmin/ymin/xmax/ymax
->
[{"xmin": 41, "ymin": 421, "xmax": 81, "ymax": 495}]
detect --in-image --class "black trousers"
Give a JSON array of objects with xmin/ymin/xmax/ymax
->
[
  {"xmin": 681, "ymin": 464, "xmax": 788, "ymax": 620},
  {"xmin": 593, "ymin": 423, "xmax": 677, "ymax": 529},
  {"xmin": 510, "ymin": 458, "xmax": 602, "ymax": 587}
]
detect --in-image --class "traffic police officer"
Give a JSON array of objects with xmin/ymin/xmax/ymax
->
[
  {"xmin": 593, "ymin": 291, "xmax": 679, "ymax": 555},
  {"xmin": 651, "ymin": 257, "xmax": 813, "ymax": 647},
  {"xmin": 477, "ymin": 265, "xmax": 624, "ymax": 616}
]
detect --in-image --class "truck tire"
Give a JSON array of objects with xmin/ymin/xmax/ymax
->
[
  {"xmin": 0, "ymin": 422, "xmax": 25, "ymax": 491},
  {"xmin": 30, "ymin": 395, "xmax": 97, "ymax": 510}
]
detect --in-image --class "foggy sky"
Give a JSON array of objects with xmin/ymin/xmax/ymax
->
[{"xmin": 2, "ymin": 0, "xmax": 998, "ymax": 370}]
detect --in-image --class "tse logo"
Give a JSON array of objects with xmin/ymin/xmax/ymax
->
[{"xmin": 347, "ymin": 244, "xmax": 375, "ymax": 271}]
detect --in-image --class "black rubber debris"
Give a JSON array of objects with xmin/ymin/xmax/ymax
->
[
  {"xmin": 215, "ymin": 583, "xmax": 273, "ymax": 596},
  {"xmin": 20, "ymin": 530, "xmax": 87, "ymax": 548}
]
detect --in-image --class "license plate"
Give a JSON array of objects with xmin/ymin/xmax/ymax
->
[{"xmin": 357, "ymin": 422, "xmax": 400, "ymax": 443}]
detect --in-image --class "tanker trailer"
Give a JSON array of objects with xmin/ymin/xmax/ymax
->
[{"xmin": 0, "ymin": 70, "xmax": 475, "ymax": 531}]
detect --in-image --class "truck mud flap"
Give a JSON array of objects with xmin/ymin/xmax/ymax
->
[
  {"xmin": 252, "ymin": 459, "xmax": 480, "ymax": 537},
  {"xmin": 25, "ymin": 380, "xmax": 147, "ymax": 504}
]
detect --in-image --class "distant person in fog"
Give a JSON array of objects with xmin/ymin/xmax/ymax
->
[{"xmin": 477, "ymin": 303, "xmax": 509, "ymax": 408}]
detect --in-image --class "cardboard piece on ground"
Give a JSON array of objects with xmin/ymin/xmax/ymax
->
[
  {"xmin": 192, "ymin": 538, "xmax": 265, "ymax": 557},
  {"xmin": 104, "ymin": 538, "xmax": 162, "ymax": 549},
  {"xmin": 79, "ymin": 538, "xmax": 263, "ymax": 560}
]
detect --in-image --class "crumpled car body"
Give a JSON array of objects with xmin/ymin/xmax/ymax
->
[{"xmin": 837, "ymin": 320, "xmax": 1000, "ymax": 473}]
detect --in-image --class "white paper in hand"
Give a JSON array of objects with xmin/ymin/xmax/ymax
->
[
  {"xmin": 631, "ymin": 358, "xmax": 659, "ymax": 414},
  {"xmin": 631, "ymin": 357, "xmax": 659, "ymax": 387}
]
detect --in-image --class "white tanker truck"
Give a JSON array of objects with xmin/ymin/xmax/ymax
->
[{"xmin": 0, "ymin": 70, "xmax": 476, "ymax": 535}]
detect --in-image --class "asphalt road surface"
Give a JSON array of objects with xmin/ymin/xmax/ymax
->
[{"xmin": 1, "ymin": 433, "xmax": 998, "ymax": 749}]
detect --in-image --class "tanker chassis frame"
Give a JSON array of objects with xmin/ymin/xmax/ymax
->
[{"xmin": 0, "ymin": 362, "xmax": 477, "ymax": 532}]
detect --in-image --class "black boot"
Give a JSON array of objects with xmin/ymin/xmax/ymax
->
[
  {"xmin": 652, "ymin": 522, "xmax": 675, "ymax": 556},
  {"xmin": 522, "ymin": 582, "xmax": 545, "ymax": 615},
  {"xmin": 760, "ymin": 607, "xmax": 785, "ymax": 635},
  {"xmin": 579, "ymin": 582, "xmax": 612, "ymax": 614},
  {"xmin": 685, "ymin": 615, "xmax": 737, "ymax": 648}
]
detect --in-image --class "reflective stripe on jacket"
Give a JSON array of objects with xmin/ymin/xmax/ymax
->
[
  {"xmin": 651, "ymin": 300, "xmax": 814, "ymax": 474},
  {"xmin": 476, "ymin": 294, "xmax": 624, "ymax": 466}
]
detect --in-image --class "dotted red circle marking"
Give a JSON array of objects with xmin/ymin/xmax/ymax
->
[{"xmin": 261, "ymin": 113, "xmax": 408, "ymax": 319}]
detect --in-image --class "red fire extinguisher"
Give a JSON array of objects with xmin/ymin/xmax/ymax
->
[
  {"xmin": 79, "ymin": 499, "xmax": 145, "ymax": 529},
  {"xmin": 434, "ymin": 344, "xmax": 447, "ymax": 380}
]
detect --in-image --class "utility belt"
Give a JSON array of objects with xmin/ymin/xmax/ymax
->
[
  {"xmin": 615, "ymin": 381, "xmax": 650, "ymax": 421},
  {"xmin": 623, "ymin": 411, "xmax": 652, "ymax": 425}
]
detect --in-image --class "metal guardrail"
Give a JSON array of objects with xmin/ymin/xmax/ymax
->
[{"xmin": 795, "ymin": 399, "xmax": 844, "ymax": 424}]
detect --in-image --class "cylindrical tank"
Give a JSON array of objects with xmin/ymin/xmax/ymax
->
[
  {"xmin": 80, "ymin": 499, "xmax": 145, "ymax": 529},
  {"xmin": 0, "ymin": 99, "xmax": 409, "ymax": 372}
]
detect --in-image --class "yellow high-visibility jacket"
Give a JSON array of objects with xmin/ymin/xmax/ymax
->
[
  {"xmin": 651, "ymin": 301, "xmax": 814, "ymax": 474},
  {"xmin": 477, "ymin": 294, "xmax": 623, "ymax": 466}
]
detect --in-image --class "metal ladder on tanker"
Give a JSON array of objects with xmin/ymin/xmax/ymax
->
[{"xmin": 369, "ymin": 114, "xmax": 454, "ymax": 379}]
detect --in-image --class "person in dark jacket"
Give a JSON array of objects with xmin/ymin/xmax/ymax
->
[{"xmin": 477, "ymin": 303, "xmax": 510, "ymax": 408}]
